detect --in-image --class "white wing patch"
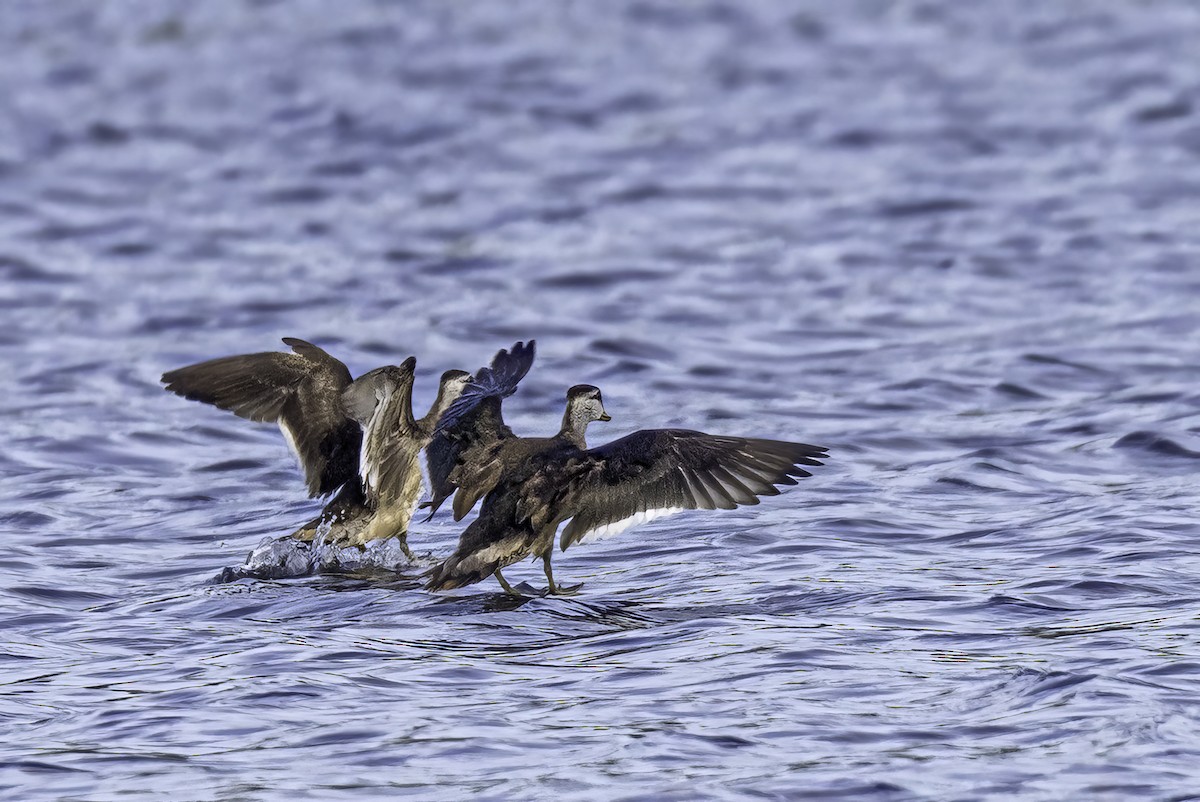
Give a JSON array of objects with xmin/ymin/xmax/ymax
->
[
  {"xmin": 360, "ymin": 440, "xmax": 380, "ymax": 498},
  {"xmin": 278, "ymin": 420, "xmax": 302, "ymax": 463},
  {"xmin": 571, "ymin": 507, "xmax": 685, "ymax": 545},
  {"xmin": 358, "ymin": 391, "xmax": 389, "ymax": 498}
]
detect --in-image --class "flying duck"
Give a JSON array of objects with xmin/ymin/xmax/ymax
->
[
  {"xmin": 424, "ymin": 384, "xmax": 828, "ymax": 596},
  {"xmin": 161, "ymin": 338, "xmax": 472, "ymax": 555}
]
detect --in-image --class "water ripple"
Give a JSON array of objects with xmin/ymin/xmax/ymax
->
[{"xmin": 2, "ymin": 1, "xmax": 1200, "ymax": 799}]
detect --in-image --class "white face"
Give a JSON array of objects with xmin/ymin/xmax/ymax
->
[
  {"xmin": 575, "ymin": 394, "xmax": 609, "ymax": 423},
  {"xmin": 444, "ymin": 374, "xmax": 472, "ymax": 402}
]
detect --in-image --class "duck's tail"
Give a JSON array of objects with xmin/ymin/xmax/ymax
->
[
  {"xmin": 423, "ymin": 549, "xmax": 505, "ymax": 591},
  {"xmin": 423, "ymin": 526, "xmax": 526, "ymax": 592}
]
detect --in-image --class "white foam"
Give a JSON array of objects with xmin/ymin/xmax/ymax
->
[
  {"xmin": 313, "ymin": 537, "xmax": 418, "ymax": 572},
  {"xmin": 235, "ymin": 536, "xmax": 316, "ymax": 579},
  {"xmin": 313, "ymin": 516, "xmax": 335, "ymax": 548},
  {"xmin": 216, "ymin": 533, "xmax": 426, "ymax": 582}
]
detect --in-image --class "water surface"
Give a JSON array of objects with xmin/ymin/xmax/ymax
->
[{"xmin": 3, "ymin": 1, "xmax": 1200, "ymax": 799}]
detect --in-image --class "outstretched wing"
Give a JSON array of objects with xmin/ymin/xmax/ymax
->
[
  {"xmin": 423, "ymin": 340, "xmax": 536, "ymax": 520},
  {"xmin": 162, "ymin": 337, "xmax": 360, "ymax": 497},
  {"xmin": 553, "ymin": 429, "xmax": 828, "ymax": 549},
  {"xmin": 342, "ymin": 361, "xmax": 421, "ymax": 508}
]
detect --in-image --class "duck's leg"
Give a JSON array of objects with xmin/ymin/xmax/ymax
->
[
  {"xmin": 397, "ymin": 534, "xmax": 415, "ymax": 562},
  {"xmin": 359, "ymin": 506, "xmax": 416, "ymax": 559},
  {"xmin": 494, "ymin": 568, "xmax": 521, "ymax": 597},
  {"xmin": 542, "ymin": 552, "xmax": 583, "ymax": 596}
]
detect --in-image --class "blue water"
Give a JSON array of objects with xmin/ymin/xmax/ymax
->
[{"xmin": 4, "ymin": 1, "xmax": 1200, "ymax": 798}]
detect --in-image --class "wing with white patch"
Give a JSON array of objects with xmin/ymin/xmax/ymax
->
[
  {"xmin": 162, "ymin": 338, "xmax": 360, "ymax": 497},
  {"xmin": 568, "ymin": 506, "xmax": 685, "ymax": 546},
  {"xmin": 555, "ymin": 429, "xmax": 828, "ymax": 550},
  {"xmin": 341, "ymin": 362, "xmax": 421, "ymax": 508},
  {"xmin": 359, "ymin": 403, "xmax": 422, "ymax": 508}
]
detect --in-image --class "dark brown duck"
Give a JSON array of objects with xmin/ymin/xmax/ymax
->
[{"xmin": 425, "ymin": 373, "xmax": 828, "ymax": 596}]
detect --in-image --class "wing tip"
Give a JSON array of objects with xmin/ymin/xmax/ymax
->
[{"xmin": 435, "ymin": 338, "xmax": 537, "ymax": 435}]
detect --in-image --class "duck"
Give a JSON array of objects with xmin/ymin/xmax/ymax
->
[
  {"xmin": 424, "ymin": 384, "xmax": 828, "ymax": 596},
  {"xmin": 422, "ymin": 340, "xmax": 537, "ymax": 523},
  {"xmin": 161, "ymin": 338, "xmax": 472, "ymax": 555}
]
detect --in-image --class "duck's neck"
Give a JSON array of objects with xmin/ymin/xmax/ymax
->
[
  {"xmin": 418, "ymin": 382, "xmax": 459, "ymax": 432},
  {"xmin": 558, "ymin": 408, "xmax": 589, "ymax": 450}
]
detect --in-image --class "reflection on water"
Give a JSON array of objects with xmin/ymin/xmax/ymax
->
[{"xmin": 3, "ymin": 0, "xmax": 1200, "ymax": 799}]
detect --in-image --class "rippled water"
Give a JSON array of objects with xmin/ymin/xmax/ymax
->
[{"xmin": 4, "ymin": 1, "xmax": 1200, "ymax": 798}]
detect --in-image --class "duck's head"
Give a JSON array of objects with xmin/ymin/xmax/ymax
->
[
  {"xmin": 439, "ymin": 369, "xmax": 473, "ymax": 398},
  {"xmin": 430, "ymin": 368, "xmax": 473, "ymax": 416},
  {"xmin": 357, "ymin": 358, "xmax": 416, "ymax": 395},
  {"xmin": 381, "ymin": 356, "xmax": 417, "ymax": 396},
  {"xmin": 565, "ymin": 384, "xmax": 612, "ymax": 426},
  {"xmin": 341, "ymin": 357, "xmax": 416, "ymax": 425}
]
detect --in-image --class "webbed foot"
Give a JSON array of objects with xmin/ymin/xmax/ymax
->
[
  {"xmin": 494, "ymin": 568, "xmax": 524, "ymax": 597},
  {"xmin": 541, "ymin": 553, "xmax": 583, "ymax": 597}
]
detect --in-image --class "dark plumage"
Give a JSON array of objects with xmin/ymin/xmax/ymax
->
[
  {"xmin": 162, "ymin": 337, "xmax": 360, "ymax": 498},
  {"xmin": 162, "ymin": 339, "xmax": 472, "ymax": 551},
  {"xmin": 423, "ymin": 340, "xmax": 537, "ymax": 521},
  {"xmin": 425, "ymin": 387, "xmax": 827, "ymax": 596}
]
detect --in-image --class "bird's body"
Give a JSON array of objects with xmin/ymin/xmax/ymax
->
[
  {"xmin": 314, "ymin": 363, "xmax": 470, "ymax": 549},
  {"xmin": 424, "ymin": 432, "xmax": 582, "ymax": 591},
  {"xmin": 424, "ymin": 383, "xmax": 612, "ymax": 593}
]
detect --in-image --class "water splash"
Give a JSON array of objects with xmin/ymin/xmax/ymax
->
[{"xmin": 211, "ymin": 534, "xmax": 425, "ymax": 582}]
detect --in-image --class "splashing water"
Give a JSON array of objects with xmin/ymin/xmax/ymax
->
[{"xmin": 213, "ymin": 533, "xmax": 428, "ymax": 582}]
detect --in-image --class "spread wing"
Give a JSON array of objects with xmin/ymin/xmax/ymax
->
[
  {"xmin": 162, "ymin": 337, "xmax": 360, "ymax": 497},
  {"xmin": 341, "ymin": 369, "xmax": 388, "ymax": 428},
  {"xmin": 553, "ymin": 429, "xmax": 828, "ymax": 549},
  {"xmin": 423, "ymin": 340, "xmax": 536, "ymax": 520},
  {"xmin": 342, "ymin": 361, "xmax": 421, "ymax": 508}
]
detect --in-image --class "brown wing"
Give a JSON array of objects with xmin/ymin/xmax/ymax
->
[
  {"xmin": 553, "ymin": 429, "xmax": 828, "ymax": 549},
  {"xmin": 342, "ymin": 361, "xmax": 421, "ymax": 509},
  {"xmin": 162, "ymin": 337, "xmax": 359, "ymax": 497}
]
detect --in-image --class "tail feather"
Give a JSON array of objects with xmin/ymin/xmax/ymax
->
[
  {"xmin": 424, "ymin": 553, "xmax": 501, "ymax": 592},
  {"xmin": 424, "ymin": 526, "xmax": 524, "ymax": 591},
  {"xmin": 435, "ymin": 340, "xmax": 535, "ymax": 436}
]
